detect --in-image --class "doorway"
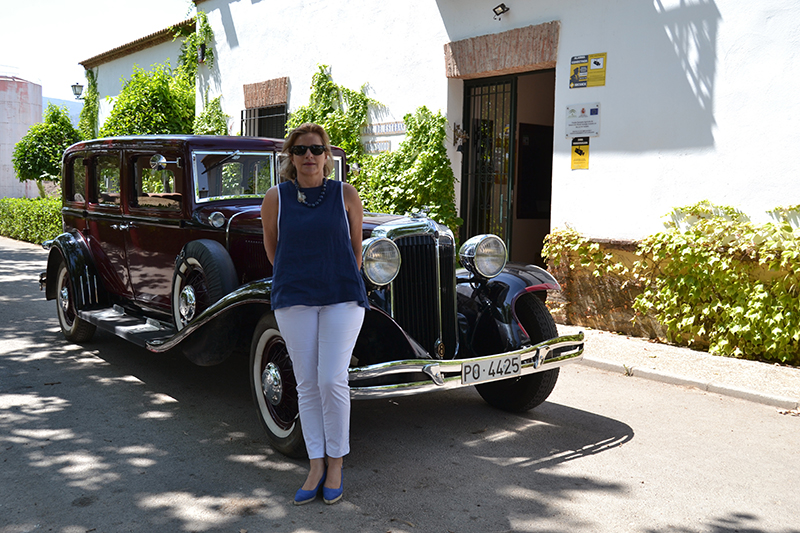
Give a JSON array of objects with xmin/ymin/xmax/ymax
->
[{"xmin": 460, "ymin": 69, "xmax": 555, "ymax": 266}]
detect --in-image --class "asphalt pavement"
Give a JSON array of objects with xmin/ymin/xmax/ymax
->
[{"xmin": 3, "ymin": 234, "xmax": 800, "ymax": 532}]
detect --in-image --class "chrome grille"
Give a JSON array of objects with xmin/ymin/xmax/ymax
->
[{"xmin": 392, "ymin": 234, "xmax": 457, "ymax": 359}]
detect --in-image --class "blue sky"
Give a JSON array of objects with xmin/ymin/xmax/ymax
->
[{"xmin": 1, "ymin": 0, "xmax": 193, "ymax": 101}]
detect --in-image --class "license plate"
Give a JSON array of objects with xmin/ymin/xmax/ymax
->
[{"xmin": 462, "ymin": 355, "xmax": 521, "ymax": 385}]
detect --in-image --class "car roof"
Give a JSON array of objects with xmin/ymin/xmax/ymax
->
[{"xmin": 64, "ymin": 135, "xmax": 284, "ymax": 154}]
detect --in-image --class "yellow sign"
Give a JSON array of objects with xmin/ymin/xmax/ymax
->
[
  {"xmin": 571, "ymin": 137, "xmax": 589, "ymax": 170},
  {"xmin": 569, "ymin": 53, "xmax": 607, "ymax": 88}
]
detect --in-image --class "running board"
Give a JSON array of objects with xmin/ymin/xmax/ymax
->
[{"xmin": 78, "ymin": 305, "xmax": 177, "ymax": 348}]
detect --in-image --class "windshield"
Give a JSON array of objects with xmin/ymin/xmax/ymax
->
[{"xmin": 192, "ymin": 150, "xmax": 275, "ymax": 202}]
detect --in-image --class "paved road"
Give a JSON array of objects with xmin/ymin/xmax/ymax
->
[{"xmin": 1, "ymin": 236, "xmax": 799, "ymax": 533}]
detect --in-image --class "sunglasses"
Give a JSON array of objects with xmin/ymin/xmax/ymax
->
[{"xmin": 290, "ymin": 144, "xmax": 326, "ymax": 156}]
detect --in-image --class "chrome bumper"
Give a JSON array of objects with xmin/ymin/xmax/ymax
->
[{"xmin": 348, "ymin": 331, "xmax": 584, "ymax": 399}]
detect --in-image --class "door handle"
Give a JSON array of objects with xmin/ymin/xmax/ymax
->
[{"xmin": 110, "ymin": 222, "xmax": 136, "ymax": 231}]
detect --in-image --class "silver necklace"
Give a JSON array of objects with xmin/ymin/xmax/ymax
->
[{"xmin": 293, "ymin": 178, "xmax": 327, "ymax": 208}]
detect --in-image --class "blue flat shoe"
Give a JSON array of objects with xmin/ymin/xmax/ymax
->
[
  {"xmin": 294, "ymin": 471, "xmax": 326, "ymax": 506},
  {"xmin": 322, "ymin": 472, "xmax": 343, "ymax": 505}
]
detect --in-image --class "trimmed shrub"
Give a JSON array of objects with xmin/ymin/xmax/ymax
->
[{"xmin": 0, "ymin": 197, "xmax": 63, "ymax": 244}]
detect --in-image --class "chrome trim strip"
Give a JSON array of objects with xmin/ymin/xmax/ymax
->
[
  {"xmin": 434, "ymin": 231, "xmax": 443, "ymax": 354},
  {"xmin": 348, "ymin": 331, "xmax": 584, "ymax": 399},
  {"xmin": 225, "ymin": 210, "xmax": 248, "ymax": 251}
]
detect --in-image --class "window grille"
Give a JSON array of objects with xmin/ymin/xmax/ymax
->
[{"xmin": 241, "ymin": 105, "xmax": 287, "ymax": 139}]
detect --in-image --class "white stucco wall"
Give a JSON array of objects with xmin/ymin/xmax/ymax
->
[
  {"xmin": 94, "ymin": 39, "xmax": 184, "ymax": 128},
  {"xmin": 198, "ymin": 0, "xmax": 450, "ymax": 134},
  {"xmin": 0, "ymin": 77, "xmax": 43, "ymax": 198},
  {"xmin": 199, "ymin": 0, "xmax": 799, "ymax": 241}
]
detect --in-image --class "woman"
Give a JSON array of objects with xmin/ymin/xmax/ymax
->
[{"xmin": 261, "ymin": 123, "xmax": 368, "ymax": 505}]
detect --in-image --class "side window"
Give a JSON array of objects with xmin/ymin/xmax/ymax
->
[
  {"xmin": 67, "ymin": 156, "xmax": 86, "ymax": 203},
  {"xmin": 132, "ymin": 156, "xmax": 182, "ymax": 210},
  {"xmin": 94, "ymin": 155, "xmax": 121, "ymax": 206}
]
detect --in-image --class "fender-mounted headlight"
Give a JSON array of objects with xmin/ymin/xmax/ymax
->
[
  {"xmin": 459, "ymin": 234, "xmax": 507, "ymax": 279},
  {"xmin": 361, "ymin": 237, "xmax": 401, "ymax": 286}
]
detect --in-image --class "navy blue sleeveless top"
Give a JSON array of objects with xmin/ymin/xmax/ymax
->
[{"xmin": 271, "ymin": 179, "xmax": 369, "ymax": 310}]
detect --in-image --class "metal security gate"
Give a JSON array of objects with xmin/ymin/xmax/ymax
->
[{"xmin": 460, "ymin": 77, "xmax": 516, "ymax": 244}]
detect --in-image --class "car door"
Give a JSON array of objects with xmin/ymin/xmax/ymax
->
[
  {"xmin": 123, "ymin": 150, "xmax": 188, "ymax": 314},
  {"xmin": 85, "ymin": 151, "xmax": 133, "ymax": 299}
]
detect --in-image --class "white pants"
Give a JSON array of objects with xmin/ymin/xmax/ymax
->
[{"xmin": 274, "ymin": 302, "xmax": 365, "ymax": 459}]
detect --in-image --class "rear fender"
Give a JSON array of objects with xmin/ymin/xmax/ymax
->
[{"xmin": 44, "ymin": 232, "xmax": 109, "ymax": 309}]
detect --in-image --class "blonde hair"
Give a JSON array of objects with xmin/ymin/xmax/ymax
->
[{"xmin": 279, "ymin": 123, "xmax": 334, "ymax": 181}]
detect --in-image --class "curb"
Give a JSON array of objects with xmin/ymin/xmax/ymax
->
[{"xmin": 580, "ymin": 357, "xmax": 800, "ymax": 410}]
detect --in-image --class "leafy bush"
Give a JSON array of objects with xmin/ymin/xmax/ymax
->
[
  {"xmin": 12, "ymin": 103, "xmax": 80, "ymax": 185},
  {"xmin": 100, "ymin": 63, "xmax": 194, "ymax": 136},
  {"xmin": 356, "ymin": 107, "xmax": 462, "ymax": 233},
  {"xmin": 0, "ymin": 197, "xmax": 63, "ymax": 244},
  {"xmin": 543, "ymin": 201, "xmax": 800, "ymax": 365}
]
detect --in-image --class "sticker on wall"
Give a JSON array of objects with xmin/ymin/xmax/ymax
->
[
  {"xmin": 566, "ymin": 103, "xmax": 600, "ymax": 138},
  {"xmin": 571, "ymin": 137, "xmax": 590, "ymax": 170},
  {"xmin": 569, "ymin": 53, "xmax": 607, "ymax": 88}
]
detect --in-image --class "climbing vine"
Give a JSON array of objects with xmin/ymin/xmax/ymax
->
[
  {"xmin": 77, "ymin": 69, "xmax": 99, "ymax": 139},
  {"xmin": 356, "ymin": 107, "xmax": 462, "ymax": 233},
  {"xmin": 288, "ymin": 66, "xmax": 461, "ymax": 232},
  {"xmin": 194, "ymin": 90, "xmax": 229, "ymax": 135},
  {"xmin": 287, "ymin": 65, "xmax": 377, "ymax": 165},
  {"xmin": 174, "ymin": 11, "xmax": 214, "ymax": 78}
]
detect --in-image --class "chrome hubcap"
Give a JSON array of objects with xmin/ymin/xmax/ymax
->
[
  {"xmin": 179, "ymin": 285, "xmax": 196, "ymax": 323},
  {"xmin": 261, "ymin": 362, "xmax": 283, "ymax": 406},
  {"xmin": 59, "ymin": 286, "xmax": 70, "ymax": 313}
]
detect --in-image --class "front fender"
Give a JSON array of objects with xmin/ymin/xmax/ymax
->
[
  {"xmin": 147, "ymin": 277, "xmax": 274, "ymax": 356},
  {"xmin": 456, "ymin": 263, "xmax": 559, "ymax": 358},
  {"xmin": 150, "ymin": 278, "xmax": 430, "ymax": 369},
  {"xmin": 43, "ymin": 232, "xmax": 109, "ymax": 309}
]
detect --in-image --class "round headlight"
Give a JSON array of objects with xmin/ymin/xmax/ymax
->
[
  {"xmin": 459, "ymin": 234, "xmax": 507, "ymax": 279},
  {"xmin": 362, "ymin": 237, "xmax": 401, "ymax": 286}
]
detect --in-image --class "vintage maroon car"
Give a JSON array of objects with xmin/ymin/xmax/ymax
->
[{"xmin": 40, "ymin": 135, "xmax": 584, "ymax": 457}]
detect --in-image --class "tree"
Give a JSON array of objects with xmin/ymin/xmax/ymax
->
[
  {"xmin": 99, "ymin": 62, "xmax": 194, "ymax": 136},
  {"xmin": 12, "ymin": 103, "xmax": 80, "ymax": 192}
]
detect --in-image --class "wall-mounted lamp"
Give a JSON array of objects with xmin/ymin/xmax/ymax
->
[
  {"xmin": 453, "ymin": 123, "xmax": 469, "ymax": 152},
  {"xmin": 493, "ymin": 3, "xmax": 510, "ymax": 20},
  {"xmin": 71, "ymin": 83, "xmax": 84, "ymax": 100},
  {"xmin": 198, "ymin": 43, "xmax": 206, "ymax": 64}
]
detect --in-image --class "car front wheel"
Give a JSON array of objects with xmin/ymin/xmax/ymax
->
[
  {"xmin": 55, "ymin": 260, "xmax": 96, "ymax": 343},
  {"xmin": 476, "ymin": 293, "xmax": 560, "ymax": 412},
  {"xmin": 249, "ymin": 313, "xmax": 306, "ymax": 458}
]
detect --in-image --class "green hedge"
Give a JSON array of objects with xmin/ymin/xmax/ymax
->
[{"xmin": 0, "ymin": 197, "xmax": 63, "ymax": 244}]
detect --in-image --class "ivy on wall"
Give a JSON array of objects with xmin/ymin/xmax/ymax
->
[
  {"xmin": 356, "ymin": 107, "xmax": 462, "ymax": 233},
  {"xmin": 288, "ymin": 66, "xmax": 461, "ymax": 233},
  {"xmin": 174, "ymin": 11, "xmax": 215, "ymax": 78},
  {"xmin": 194, "ymin": 91, "xmax": 229, "ymax": 135},
  {"xmin": 287, "ymin": 65, "xmax": 377, "ymax": 165},
  {"xmin": 543, "ymin": 200, "xmax": 800, "ymax": 365},
  {"xmin": 77, "ymin": 69, "xmax": 99, "ymax": 139}
]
